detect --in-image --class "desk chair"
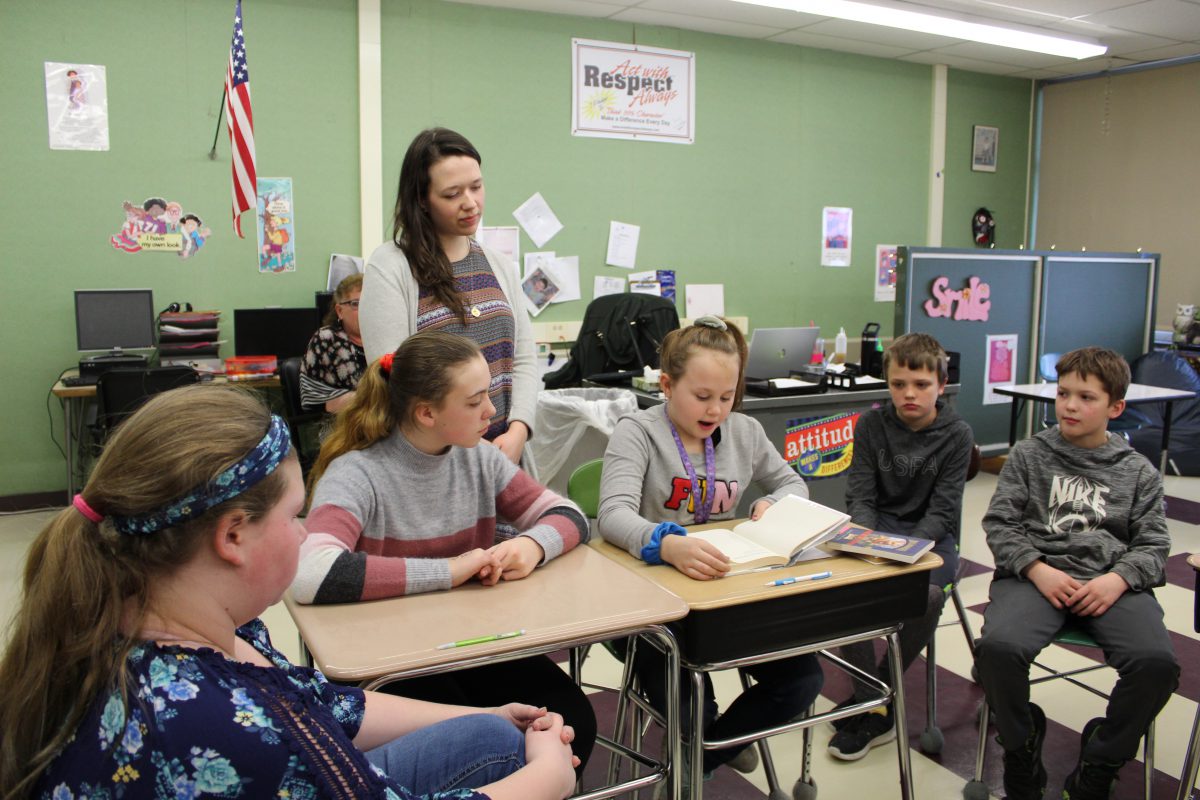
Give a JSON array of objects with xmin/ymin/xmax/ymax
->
[
  {"xmin": 962, "ymin": 622, "xmax": 1159, "ymax": 800},
  {"xmin": 565, "ymin": 459, "xmax": 808, "ymax": 800},
  {"xmin": 1176, "ymin": 553, "xmax": 1200, "ymax": 800},
  {"xmin": 918, "ymin": 442, "xmax": 983, "ymax": 754},
  {"xmin": 93, "ymin": 366, "xmax": 199, "ymax": 444},
  {"xmin": 277, "ymin": 357, "xmax": 324, "ymax": 475}
]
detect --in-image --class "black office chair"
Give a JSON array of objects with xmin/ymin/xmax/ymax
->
[
  {"xmin": 277, "ymin": 357, "xmax": 324, "ymax": 475},
  {"xmin": 92, "ymin": 366, "xmax": 200, "ymax": 445}
]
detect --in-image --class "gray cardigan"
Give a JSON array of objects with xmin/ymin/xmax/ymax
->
[{"xmin": 359, "ymin": 239, "xmax": 538, "ymax": 436}]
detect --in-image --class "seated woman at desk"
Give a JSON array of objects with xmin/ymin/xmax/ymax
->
[
  {"xmin": 597, "ymin": 316, "xmax": 824, "ymax": 781},
  {"xmin": 293, "ymin": 331, "xmax": 596, "ymax": 772},
  {"xmin": 0, "ymin": 384, "xmax": 578, "ymax": 800},
  {"xmin": 300, "ymin": 272, "xmax": 367, "ymax": 413}
]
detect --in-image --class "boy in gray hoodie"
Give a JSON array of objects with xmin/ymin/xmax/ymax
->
[
  {"xmin": 976, "ymin": 347, "xmax": 1178, "ymax": 800},
  {"xmin": 828, "ymin": 332, "xmax": 975, "ymax": 761}
]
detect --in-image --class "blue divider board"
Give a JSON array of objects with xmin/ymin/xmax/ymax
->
[
  {"xmin": 1039, "ymin": 255, "xmax": 1157, "ymax": 366},
  {"xmin": 896, "ymin": 248, "xmax": 1041, "ymax": 450}
]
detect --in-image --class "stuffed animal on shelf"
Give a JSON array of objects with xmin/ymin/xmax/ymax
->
[
  {"xmin": 1173, "ymin": 303, "xmax": 1200, "ymax": 344},
  {"xmin": 972, "ymin": 208, "xmax": 995, "ymax": 247}
]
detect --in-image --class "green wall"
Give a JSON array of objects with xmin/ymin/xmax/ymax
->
[{"xmin": 0, "ymin": 0, "xmax": 1031, "ymax": 496}]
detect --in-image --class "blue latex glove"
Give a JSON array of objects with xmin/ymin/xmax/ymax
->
[{"xmin": 640, "ymin": 521, "xmax": 688, "ymax": 565}]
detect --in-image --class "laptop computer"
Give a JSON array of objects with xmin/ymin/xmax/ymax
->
[{"xmin": 744, "ymin": 327, "xmax": 821, "ymax": 382}]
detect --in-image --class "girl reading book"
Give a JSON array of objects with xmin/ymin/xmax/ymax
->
[
  {"xmin": 293, "ymin": 331, "xmax": 596, "ymax": 772},
  {"xmin": 597, "ymin": 316, "xmax": 824, "ymax": 782}
]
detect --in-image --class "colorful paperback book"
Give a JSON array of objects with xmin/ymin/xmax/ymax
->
[
  {"xmin": 687, "ymin": 494, "xmax": 850, "ymax": 569},
  {"xmin": 826, "ymin": 523, "xmax": 934, "ymax": 565}
]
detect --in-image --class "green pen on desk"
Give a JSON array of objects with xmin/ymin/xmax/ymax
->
[{"xmin": 436, "ymin": 629, "xmax": 526, "ymax": 650}]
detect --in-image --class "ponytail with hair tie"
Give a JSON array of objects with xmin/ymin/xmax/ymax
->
[{"xmin": 378, "ymin": 352, "xmax": 394, "ymax": 375}]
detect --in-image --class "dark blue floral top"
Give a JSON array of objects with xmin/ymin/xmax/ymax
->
[{"xmin": 35, "ymin": 619, "xmax": 484, "ymax": 800}]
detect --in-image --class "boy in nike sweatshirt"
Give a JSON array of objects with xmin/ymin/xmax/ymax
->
[{"xmin": 976, "ymin": 347, "xmax": 1178, "ymax": 800}]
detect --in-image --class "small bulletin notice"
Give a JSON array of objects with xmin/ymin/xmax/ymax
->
[
  {"xmin": 784, "ymin": 411, "xmax": 861, "ymax": 480},
  {"xmin": 571, "ymin": 38, "xmax": 694, "ymax": 144}
]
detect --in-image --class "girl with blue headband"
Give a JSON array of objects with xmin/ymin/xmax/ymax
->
[
  {"xmin": 597, "ymin": 317, "xmax": 824, "ymax": 789},
  {"xmin": 0, "ymin": 384, "xmax": 578, "ymax": 800}
]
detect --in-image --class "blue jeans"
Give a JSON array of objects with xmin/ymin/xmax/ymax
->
[{"xmin": 365, "ymin": 713, "xmax": 525, "ymax": 794}]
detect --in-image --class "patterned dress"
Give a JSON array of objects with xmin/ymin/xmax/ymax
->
[
  {"xmin": 415, "ymin": 243, "xmax": 516, "ymax": 441},
  {"xmin": 300, "ymin": 324, "xmax": 367, "ymax": 411},
  {"xmin": 35, "ymin": 620, "xmax": 483, "ymax": 800}
]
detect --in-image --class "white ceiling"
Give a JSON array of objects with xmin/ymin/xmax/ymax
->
[{"xmin": 443, "ymin": 0, "xmax": 1200, "ymax": 78}]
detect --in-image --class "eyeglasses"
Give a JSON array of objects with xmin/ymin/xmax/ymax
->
[{"xmin": 337, "ymin": 300, "xmax": 360, "ymax": 309}]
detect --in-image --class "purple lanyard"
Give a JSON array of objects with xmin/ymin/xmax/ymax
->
[{"xmin": 664, "ymin": 405, "xmax": 716, "ymax": 523}]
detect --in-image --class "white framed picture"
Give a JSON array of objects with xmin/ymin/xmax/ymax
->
[{"xmin": 972, "ymin": 125, "xmax": 998, "ymax": 173}]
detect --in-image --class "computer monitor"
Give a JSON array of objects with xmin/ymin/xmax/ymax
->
[
  {"xmin": 74, "ymin": 289, "xmax": 156, "ymax": 355},
  {"xmin": 234, "ymin": 307, "xmax": 321, "ymax": 361},
  {"xmin": 315, "ymin": 291, "xmax": 334, "ymax": 324}
]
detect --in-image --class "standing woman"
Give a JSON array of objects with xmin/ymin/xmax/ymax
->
[
  {"xmin": 360, "ymin": 128, "xmax": 536, "ymax": 465},
  {"xmin": 300, "ymin": 272, "xmax": 367, "ymax": 413}
]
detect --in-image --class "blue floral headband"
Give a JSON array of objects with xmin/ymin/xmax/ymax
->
[{"xmin": 110, "ymin": 415, "xmax": 292, "ymax": 536}]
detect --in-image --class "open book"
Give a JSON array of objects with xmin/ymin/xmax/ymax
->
[
  {"xmin": 688, "ymin": 494, "xmax": 850, "ymax": 570},
  {"xmin": 826, "ymin": 522, "xmax": 935, "ymax": 564}
]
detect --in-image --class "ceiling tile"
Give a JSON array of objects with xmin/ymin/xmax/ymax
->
[
  {"xmin": 1043, "ymin": 19, "xmax": 1180, "ymax": 54},
  {"xmin": 440, "ymin": 0, "xmax": 632, "ymax": 17},
  {"xmin": 899, "ymin": 49, "xmax": 1029, "ymax": 73},
  {"xmin": 611, "ymin": 7, "xmax": 786, "ymax": 38},
  {"xmin": 1074, "ymin": 0, "xmax": 1200, "ymax": 39},
  {"xmin": 766, "ymin": 28, "xmax": 919, "ymax": 58},
  {"xmin": 638, "ymin": 0, "xmax": 828, "ymax": 28},
  {"xmin": 932, "ymin": 40, "xmax": 1079, "ymax": 67}
]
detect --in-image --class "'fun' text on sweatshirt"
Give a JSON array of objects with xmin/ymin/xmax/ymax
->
[
  {"xmin": 597, "ymin": 405, "xmax": 808, "ymax": 557},
  {"xmin": 293, "ymin": 430, "xmax": 587, "ymax": 604},
  {"xmin": 845, "ymin": 399, "xmax": 974, "ymax": 542},
  {"xmin": 983, "ymin": 426, "xmax": 1169, "ymax": 590}
]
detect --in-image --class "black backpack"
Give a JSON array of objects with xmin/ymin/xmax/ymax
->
[{"xmin": 543, "ymin": 294, "xmax": 680, "ymax": 389}]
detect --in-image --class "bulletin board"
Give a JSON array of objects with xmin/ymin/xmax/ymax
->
[
  {"xmin": 896, "ymin": 248, "xmax": 1040, "ymax": 450},
  {"xmin": 1039, "ymin": 254, "xmax": 1158, "ymax": 366},
  {"xmin": 896, "ymin": 247, "xmax": 1158, "ymax": 452}
]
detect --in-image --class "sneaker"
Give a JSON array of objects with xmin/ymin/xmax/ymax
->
[
  {"xmin": 1001, "ymin": 702, "xmax": 1047, "ymax": 800},
  {"xmin": 726, "ymin": 743, "xmax": 760, "ymax": 774},
  {"xmin": 828, "ymin": 710, "xmax": 896, "ymax": 761},
  {"xmin": 825, "ymin": 697, "xmax": 862, "ymax": 733},
  {"xmin": 1062, "ymin": 718, "xmax": 1121, "ymax": 800}
]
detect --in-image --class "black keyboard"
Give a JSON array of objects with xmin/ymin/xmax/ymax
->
[{"xmin": 61, "ymin": 374, "xmax": 99, "ymax": 387}]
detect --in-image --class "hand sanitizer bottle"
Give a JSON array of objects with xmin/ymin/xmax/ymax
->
[{"xmin": 833, "ymin": 327, "xmax": 848, "ymax": 365}]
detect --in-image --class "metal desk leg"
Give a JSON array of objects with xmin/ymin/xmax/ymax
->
[
  {"xmin": 663, "ymin": 630, "xmax": 681, "ymax": 800},
  {"xmin": 1008, "ymin": 399, "xmax": 1021, "ymax": 446},
  {"xmin": 1181, "ymin": 685, "xmax": 1200, "ymax": 800},
  {"xmin": 885, "ymin": 629, "xmax": 915, "ymax": 800},
  {"xmin": 63, "ymin": 396, "xmax": 75, "ymax": 504},
  {"xmin": 690, "ymin": 668, "xmax": 706, "ymax": 799},
  {"xmin": 1161, "ymin": 400, "xmax": 1175, "ymax": 474}
]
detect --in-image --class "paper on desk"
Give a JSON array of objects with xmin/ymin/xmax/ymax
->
[
  {"xmin": 852, "ymin": 375, "xmax": 886, "ymax": 385},
  {"xmin": 523, "ymin": 251, "xmax": 555, "ymax": 279},
  {"xmin": 606, "ymin": 221, "xmax": 640, "ymax": 269},
  {"xmin": 513, "ymin": 193, "xmax": 563, "ymax": 248},
  {"xmin": 769, "ymin": 378, "xmax": 807, "ymax": 389},
  {"xmin": 549, "ymin": 256, "xmax": 581, "ymax": 303},
  {"xmin": 686, "ymin": 284, "xmax": 725, "ymax": 317},
  {"xmin": 477, "ymin": 226, "xmax": 520, "ymax": 265},
  {"xmin": 594, "ymin": 275, "xmax": 625, "ymax": 298}
]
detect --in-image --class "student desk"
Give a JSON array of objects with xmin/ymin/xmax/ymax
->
[
  {"xmin": 628, "ymin": 384, "xmax": 959, "ymax": 511},
  {"xmin": 592, "ymin": 535, "xmax": 941, "ymax": 800},
  {"xmin": 283, "ymin": 544, "xmax": 690, "ymax": 800},
  {"xmin": 52, "ymin": 372, "xmax": 280, "ymax": 502},
  {"xmin": 992, "ymin": 382, "xmax": 1196, "ymax": 472}
]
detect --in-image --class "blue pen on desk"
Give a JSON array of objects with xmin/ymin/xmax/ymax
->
[
  {"xmin": 765, "ymin": 570, "xmax": 833, "ymax": 587},
  {"xmin": 436, "ymin": 630, "xmax": 526, "ymax": 650}
]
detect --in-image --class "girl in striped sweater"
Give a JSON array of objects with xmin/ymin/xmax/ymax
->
[{"xmin": 293, "ymin": 330, "xmax": 596, "ymax": 770}]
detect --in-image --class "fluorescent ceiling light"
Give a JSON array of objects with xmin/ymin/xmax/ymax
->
[{"xmin": 731, "ymin": 0, "xmax": 1107, "ymax": 59}]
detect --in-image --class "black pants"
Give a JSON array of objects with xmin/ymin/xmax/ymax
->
[{"xmin": 379, "ymin": 654, "xmax": 597, "ymax": 774}]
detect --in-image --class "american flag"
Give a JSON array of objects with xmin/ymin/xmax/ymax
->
[{"xmin": 225, "ymin": 0, "xmax": 256, "ymax": 238}]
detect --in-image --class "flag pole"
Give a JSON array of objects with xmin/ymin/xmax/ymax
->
[{"xmin": 208, "ymin": 87, "xmax": 227, "ymax": 160}]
